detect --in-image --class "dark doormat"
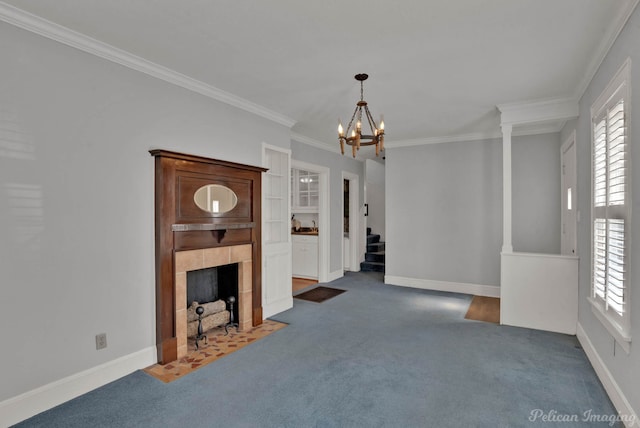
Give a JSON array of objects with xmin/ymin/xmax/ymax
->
[{"xmin": 294, "ymin": 286, "xmax": 346, "ymax": 303}]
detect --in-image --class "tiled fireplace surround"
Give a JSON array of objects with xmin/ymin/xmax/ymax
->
[{"xmin": 174, "ymin": 244, "xmax": 253, "ymax": 358}]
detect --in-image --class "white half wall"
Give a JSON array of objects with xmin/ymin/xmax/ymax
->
[{"xmin": 501, "ymin": 252, "xmax": 578, "ymax": 335}]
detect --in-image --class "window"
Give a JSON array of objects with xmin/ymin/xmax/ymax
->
[{"xmin": 590, "ymin": 58, "xmax": 631, "ymax": 351}]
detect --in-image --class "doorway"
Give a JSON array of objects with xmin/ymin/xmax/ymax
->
[
  {"xmin": 343, "ymin": 171, "xmax": 360, "ymax": 271},
  {"xmin": 561, "ymin": 130, "xmax": 577, "ymax": 255},
  {"xmin": 365, "ymin": 159, "xmax": 385, "ymax": 241},
  {"xmin": 291, "ymin": 160, "xmax": 330, "ymax": 284}
]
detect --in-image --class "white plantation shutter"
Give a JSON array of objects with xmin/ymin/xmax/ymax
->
[
  {"xmin": 608, "ymin": 101, "xmax": 626, "ymax": 206},
  {"xmin": 591, "ymin": 59, "xmax": 631, "ymax": 342},
  {"xmin": 592, "ymin": 101, "xmax": 628, "ymax": 317},
  {"xmin": 593, "ymin": 118, "xmax": 607, "ymax": 207},
  {"xmin": 607, "ymin": 219, "xmax": 625, "ymax": 314},
  {"xmin": 593, "ymin": 219, "xmax": 606, "ymax": 300}
]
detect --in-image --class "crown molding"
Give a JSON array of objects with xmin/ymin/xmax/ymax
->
[
  {"xmin": 511, "ymin": 121, "xmax": 567, "ymax": 137},
  {"xmin": 290, "ymin": 132, "xmax": 341, "ymax": 154},
  {"xmin": 386, "ymin": 131, "xmax": 502, "ymax": 148},
  {"xmin": 498, "ymin": 97, "xmax": 578, "ymax": 127},
  {"xmin": 0, "ymin": 2, "xmax": 296, "ymax": 128},
  {"xmin": 574, "ymin": 0, "xmax": 640, "ymax": 102},
  {"xmin": 385, "ymin": 122, "xmax": 565, "ymax": 149},
  {"xmin": 291, "ymin": 132, "xmax": 371, "ymax": 161}
]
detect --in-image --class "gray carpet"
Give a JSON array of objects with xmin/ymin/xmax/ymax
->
[{"xmin": 15, "ymin": 272, "xmax": 620, "ymax": 427}]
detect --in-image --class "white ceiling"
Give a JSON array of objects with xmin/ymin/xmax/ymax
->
[{"xmin": 2, "ymin": 0, "xmax": 638, "ymax": 155}]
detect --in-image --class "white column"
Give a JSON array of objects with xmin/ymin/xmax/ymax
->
[{"xmin": 502, "ymin": 124, "xmax": 513, "ymax": 253}]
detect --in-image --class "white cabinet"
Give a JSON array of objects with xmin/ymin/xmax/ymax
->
[
  {"xmin": 291, "ymin": 169, "xmax": 319, "ymax": 212},
  {"xmin": 292, "ymin": 235, "xmax": 318, "ymax": 279}
]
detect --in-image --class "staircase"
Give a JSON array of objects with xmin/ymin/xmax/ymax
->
[{"xmin": 361, "ymin": 227, "xmax": 385, "ymax": 272}]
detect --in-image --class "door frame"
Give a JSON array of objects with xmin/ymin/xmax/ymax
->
[
  {"xmin": 261, "ymin": 143, "xmax": 292, "ymax": 318},
  {"xmin": 291, "ymin": 159, "xmax": 330, "ymax": 282},
  {"xmin": 343, "ymin": 171, "xmax": 360, "ymax": 272},
  {"xmin": 561, "ymin": 129, "xmax": 577, "ymax": 255}
]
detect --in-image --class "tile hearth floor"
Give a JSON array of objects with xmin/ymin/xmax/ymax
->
[{"xmin": 143, "ymin": 319, "xmax": 287, "ymax": 383}]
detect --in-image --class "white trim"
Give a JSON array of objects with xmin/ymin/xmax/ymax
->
[
  {"xmin": 0, "ymin": 2, "xmax": 295, "ymax": 129},
  {"xmin": 291, "ymin": 160, "xmax": 330, "ymax": 283},
  {"xmin": 588, "ymin": 298, "xmax": 632, "ymax": 354},
  {"xmin": 577, "ymin": 323, "xmax": 639, "ymax": 427},
  {"xmin": 498, "ymin": 97, "xmax": 579, "ymax": 127},
  {"xmin": 387, "ymin": 122, "xmax": 565, "ymax": 150},
  {"xmin": 262, "ymin": 143, "xmax": 292, "ymax": 156},
  {"xmin": 509, "ymin": 121, "xmax": 567, "ymax": 136},
  {"xmin": 502, "ymin": 251, "xmax": 579, "ymax": 261},
  {"xmin": 0, "ymin": 346, "xmax": 156, "ymax": 427},
  {"xmin": 387, "ymin": 131, "xmax": 501, "ymax": 148},
  {"xmin": 384, "ymin": 275, "xmax": 500, "ymax": 298},
  {"xmin": 291, "ymin": 132, "xmax": 343, "ymax": 155},
  {"xmin": 591, "ymin": 58, "xmax": 632, "ymax": 118},
  {"xmin": 501, "ymin": 124, "xmax": 513, "ymax": 253},
  {"xmin": 327, "ymin": 269, "xmax": 344, "ymax": 282}
]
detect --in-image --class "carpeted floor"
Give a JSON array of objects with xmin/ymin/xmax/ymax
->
[{"xmin": 15, "ymin": 272, "xmax": 620, "ymax": 427}]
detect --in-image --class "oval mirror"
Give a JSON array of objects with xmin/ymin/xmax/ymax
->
[{"xmin": 193, "ymin": 184, "xmax": 238, "ymax": 214}]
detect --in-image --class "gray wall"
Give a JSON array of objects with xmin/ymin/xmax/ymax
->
[
  {"xmin": 565, "ymin": 3, "xmax": 640, "ymax": 414},
  {"xmin": 0, "ymin": 23, "xmax": 290, "ymax": 402},
  {"xmin": 290, "ymin": 140, "xmax": 364, "ymax": 273},
  {"xmin": 512, "ymin": 133, "xmax": 562, "ymax": 254},
  {"xmin": 386, "ymin": 139, "xmax": 503, "ymax": 286},
  {"xmin": 386, "ymin": 133, "xmax": 562, "ymax": 287}
]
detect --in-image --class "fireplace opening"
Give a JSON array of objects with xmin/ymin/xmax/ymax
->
[
  {"xmin": 185, "ymin": 263, "xmax": 239, "ymax": 339},
  {"xmin": 187, "ymin": 263, "xmax": 238, "ymax": 308}
]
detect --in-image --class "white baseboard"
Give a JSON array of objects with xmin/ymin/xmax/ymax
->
[
  {"xmin": 0, "ymin": 346, "xmax": 157, "ymax": 427},
  {"xmin": 576, "ymin": 323, "xmax": 638, "ymax": 427},
  {"xmin": 384, "ymin": 275, "xmax": 500, "ymax": 298},
  {"xmin": 263, "ymin": 296, "xmax": 293, "ymax": 319},
  {"xmin": 327, "ymin": 270, "xmax": 344, "ymax": 282}
]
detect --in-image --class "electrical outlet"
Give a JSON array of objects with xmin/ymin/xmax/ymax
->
[{"xmin": 95, "ymin": 333, "xmax": 107, "ymax": 350}]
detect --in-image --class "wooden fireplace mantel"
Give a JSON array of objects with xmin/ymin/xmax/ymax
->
[{"xmin": 150, "ymin": 149, "xmax": 267, "ymax": 364}]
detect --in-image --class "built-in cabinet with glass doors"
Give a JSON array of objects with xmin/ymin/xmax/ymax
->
[{"xmin": 291, "ymin": 169, "xmax": 319, "ymax": 212}]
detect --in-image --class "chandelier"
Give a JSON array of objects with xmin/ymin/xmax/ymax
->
[{"xmin": 338, "ymin": 74, "xmax": 385, "ymax": 157}]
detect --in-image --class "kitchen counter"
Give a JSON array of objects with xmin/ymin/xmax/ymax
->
[{"xmin": 292, "ymin": 230, "xmax": 318, "ymax": 236}]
